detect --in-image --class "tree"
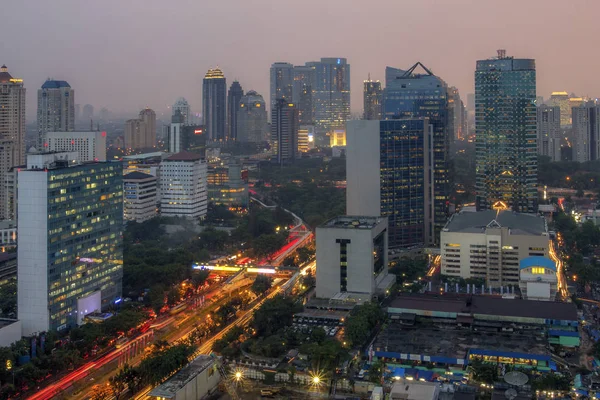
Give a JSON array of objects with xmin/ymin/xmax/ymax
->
[
  {"xmin": 344, "ymin": 302, "xmax": 384, "ymax": 347},
  {"xmin": 0, "ymin": 278, "xmax": 16, "ymax": 317},
  {"xmin": 90, "ymin": 383, "xmax": 112, "ymax": 400},
  {"xmin": 310, "ymin": 327, "xmax": 327, "ymax": 344},
  {"xmin": 192, "ymin": 270, "xmax": 209, "ymax": 288},
  {"xmin": 251, "ymin": 275, "xmax": 273, "ymax": 296},
  {"xmin": 368, "ymin": 360, "xmax": 384, "ymax": 383},
  {"xmin": 297, "ymin": 247, "xmax": 313, "ymax": 264},
  {"xmin": 251, "ymin": 295, "xmax": 302, "ymax": 336},
  {"xmin": 146, "ymin": 285, "xmax": 165, "ymax": 315},
  {"xmin": 282, "ymin": 255, "xmax": 297, "ymax": 267},
  {"xmin": 300, "ymin": 272, "xmax": 316, "ymax": 289},
  {"xmin": 167, "ymin": 287, "xmax": 181, "ymax": 306}
]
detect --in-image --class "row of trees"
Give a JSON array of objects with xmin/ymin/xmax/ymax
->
[
  {"xmin": 538, "ymin": 155, "xmax": 600, "ymax": 193},
  {"xmin": 344, "ymin": 302, "xmax": 385, "ymax": 347}
]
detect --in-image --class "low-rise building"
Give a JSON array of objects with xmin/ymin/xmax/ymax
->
[
  {"xmin": 0, "ymin": 220, "xmax": 16, "ymax": 247},
  {"xmin": 316, "ymin": 216, "xmax": 395, "ymax": 300},
  {"xmin": 0, "ymin": 319, "xmax": 21, "ymax": 347},
  {"xmin": 390, "ymin": 379, "xmax": 440, "ymax": 400},
  {"xmin": 518, "ymin": 256, "xmax": 558, "ymax": 301},
  {"xmin": 123, "ymin": 171, "xmax": 157, "ymax": 223},
  {"xmin": 441, "ymin": 210, "xmax": 549, "ymax": 287},
  {"xmin": 148, "ymin": 355, "xmax": 220, "ymax": 400}
]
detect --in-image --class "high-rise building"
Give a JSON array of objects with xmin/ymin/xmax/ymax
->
[
  {"xmin": 548, "ymin": 92, "xmax": 570, "ymax": 127},
  {"xmin": 124, "ymin": 108, "xmax": 156, "ymax": 150},
  {"xmin": 82, "ymin": 104, "xmax": 94, "ymax": 122},
  {"xmin": 46, "ymin": 131, "xmax": 107, "ymax": 162},
  {"xmin": 448, "ymin": 87, "xmax": 466, "ymax": 140},
  {"xmin": 537, "ymin": 105, "xmax": 561, "ymax": 161},
  {"xmin": 37, "ymin": 79, "xmax": 75, "ymax": 148},
  {"xmin": 0, "ymin": 65, "xmax": 26, "ymax": 221},
  {"xmin": 160, "ymin": 152, "xmax": 208, "ymax": 219},
  {"xmin": 270, "ymin": 62, "xmax": 294, "ymax": 112},
  {"xmin": 271, "ymin": 99, "xmax": 299, "ymax": 166},
  {"xmin": 172, "ymin": 97, "xmax": 191, "ymax": 125},
  {"xmin": 293, "ymin": 65, "xmax": 314, "ymax": 125},
  {"xmin": 346, "ymin": 119, "xmax": 433, "ymax": 250},
  {"xmin": 572, "ymin": 101, "xmax": 600, "ymax": 162},
  {"xmin": 298, "ymin": 125, "xmax": 315, "ymax": 152},
  {"xmin": 168, "ymin": 110, "xmax": 186, "ymax": 153},
  {"xmin": 207, "ymin": 159, "xmax": 249, "ymax": 208},
  {"xmin": 237, "ymin": 90, "xmax": 268, "ymax": 143},
  {"xmin": 18, "ymin": 152, "xmax": 123, "ymax": 334},
  {"xmin": 475, "ymin": 50, "xmax": 537, "ymax": 213},
  {"xmin": 383, "ymin": 62, "xmax": 450, "ymax": 245},
  {"xmin": 123, "ymin": 171, "xmax": 158, "ymax": 223},
  {"xmin": 363, "ymin": 76, "xmax": 382, "ymax": 120},
  {"xmin": 74, "ymin": 104, "xmax": 80, "ymax": 124},
  {"xmin": 308, "ymin": 58, "xmax": 350, "ymax": 138},
  {"xmin": 227, "ymin": 81, "xmax": 243, "ymax": 140},
  {"xmin": 202, "ymin": 68, "xmax": 227, "ymax": 141}
]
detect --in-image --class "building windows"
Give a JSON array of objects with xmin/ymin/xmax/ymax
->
[{"xmin": 336, "ymin": 238, "xmax": 351, "ymax": 292}]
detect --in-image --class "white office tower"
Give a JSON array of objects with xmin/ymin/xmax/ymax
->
[
  {"xmin": 160, "ymin": 152, "xmax": 207, "ymax": 219},
  {"xmin": 45, "ymin": 131, "xmax": 107, "ymax": 162},
  {"xmin": 168, "ymin": 110, "xmax": 186, "ymax": 153},
  {"xmin": 37, "ymin": 79, "xmax": 75, "ymax": 149}
]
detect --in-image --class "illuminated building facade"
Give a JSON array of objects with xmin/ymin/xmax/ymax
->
[
  {"xmin": 227, "ymin": 81, "xmax": 243, "ymax": 140},
  {"xmin": 237, "ymin": 90, "xmax": 268, "ymax": 143},
  {"xmin": 346, "ymin": 119, "xmax": 434, "ymax": 250},
  {"xmin": 123, "ymin": 171, "xmax": 157, "ymax": 223},
  {"xmin": 448, "ymin": 86, "xmax": 466, "ymax": 140},
  {"xmin": 37, "ymin": 80, "xmax": 75, "ymax": 149},
  {"xmin": 270, "ymin": 62, "xmax": 294, "ymax": 112},
  {"xmin": 383, "ymin": 62, "xmax": 450, "ymax": 245},
  {"xmin": 363, "ymin": 77, "xmax": 382, "ymax": 120},
  {"xmin": 475, "ymin": 50, "xmax": 537, "ymax": 213},
  {"xmin": 293, "ymin": 65, "xmax": 314, "ymax": 125},
  {"xmin": 0, "ymin": 65, "xmax": 26, "ymax": 220},
  {"xmin": 202, "ymin": 68, "xmax": 227, "ymax": 141},
  {"xmin": 45, "ymin": 131, "xmax": 107, "ymax": 162},
  {"xmin": 308, "ymin": 58, "xmax": 350, "ymax": 138},
  {"xmin": 18, "ymin": 152, "xmax": 123, "ymax": 334},
  {"xmin": 536, "ymin": 105, "xmax": 561, "ymax": 161},
  {"xmin": 207, "ymin": 160, "xmax": 248, "ymax": 207},
  {"xmin": 160, "ymin": 152, "xmax": 207, "ymax": 219},
  {"xmin": 124, "ymin": 108, "xmax": 157, "ymax": 150},
  {"xmin": 572, "ymin": 101, "xmax": 600, "ymax": 162},
  {"xmin": 271, "ymin": 99, "xmax": 299, "ymax": 166},
  {"xmin": 329, "ymin": 129, "xmax": 346, "ymax": 147},
  {"xmin": 548, "ymin": 92, "xmax": 570, "ymax": 127}
]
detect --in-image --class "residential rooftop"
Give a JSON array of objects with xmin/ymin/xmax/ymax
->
[
  {"xmin": 148, "ymin": 355, "xmax": 215, "ymax": 398},
  {"xmin": 321, "ymin": 215, "xmax": 384, "ymax": 230},
  {"xmin": 443, "ymin": 210, "xmax": 547, "ymax": 236}
]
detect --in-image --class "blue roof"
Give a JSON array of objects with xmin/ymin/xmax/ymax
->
[
  {"xmin": 41, "ymin": 80, "xmax": 71, "ymax": 89},
  {"xmin": 519, "ymin": 256, "xmax": 556, "ymax": 271}
]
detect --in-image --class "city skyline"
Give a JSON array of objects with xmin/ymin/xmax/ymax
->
[{"xmin": 2, "ymin": 0, "xmax": 599, "ymax": 119}]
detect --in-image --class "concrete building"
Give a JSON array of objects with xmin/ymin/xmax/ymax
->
[
  {"xmin": 519, "ymin": 256, "xmax": 557, "ymax": 301},
  {"xmin": 160, "ymin": 152, "xmax": 207, "ymax": 219},
  {"xmin": 0, "ymin": 65, "xmax": 26, "ymax": 220},
  {"xmin": 0, "ymin": 319, "xmax": 21, "ymax": 347},
  {"xmin": 346, "ymin": 119, "xmax": 433, "ymax": 250},
  {"xmin": 0, "ymin": 220, "xmax": 16, "ymax": 247},
  {"xmin": 172, "ymin": 97, "xmax": 190, "ymax": 125},
  {"xmin": 548, "ymin": 91, "xmax": 571, "ymax": 127},
  {"xmin": 270, "ymin": 62, "xmax": 294, "ymax": 112},
  {"xmin": 148, "ymin": 355, "xmax": 220, "ymax": 400},
  {"xmin": 440, "ymin": 210, "xmax": 549, "ymax": 287},
  {"xmin": 167, "ymin": 112, "xmax": 207, "ymax": 155},
  {"xmin": 390, "ymin": 380, "xmax": 440, "ymax": 400},
  {"xmin": 123, "ymin": 171, "xmax": 158, "ymax": 223},
  {"xmin": 125, "ymin": 108, "xmax": 157, "ymax": 150},
  {"xmin": 45, "ymin": 130, "xmax": 107, "ymax": 162},
  {"xmin": 207, "ymin": 159, "xmax": 249, "ymax": 208},
  {"xmin": 271, "ymin": 99, "xmax": 298, "ymax": 165},
  {"xmin": 227, "ymin": 81, "xmax": 243, "ymax": 141},
  {"xmin": 18, "ymin": 152, "xmax": 123, "ymax": 334},
  {"xmin": 297, "ymin": 126, "xmax": 310, "ymax": 153},
  {"xmin": 363, "ymin": 76, "xmax": 382, "ymax": 120},
  {"xmin": 537, "ymin": 105, "xmax": 561, "ymax": 161},
  {"xmin": 316, "ymin": 216, "xmax": 394, "ymax": 300},
  {"xmin": 292, "ymin": 65, "xmax": 314, "ymax": 125},
  {"xmin": 475, "ymin": 50, "xmax": 537, "ymax": 213},
  {"xmin": 37, "ymin": 79, "xmax": 75, "ymax": 148},
  {"xmin": 202, "ymin": 68, "xmax": 227, "ymax": 141},
  {"xmin": 82, "ymin": 104, "xmax": 93, "ymax": 122},
  {"xmin": 237, "ymin": 90, "xmax": 268, "ymax": 143},
  {"xmin": 329, "ymin": 129, "xmax": 346, "ymax": 147},
  {"xmin": 572, "ymin": 101, "xmax": 600, "ymax": 162}
]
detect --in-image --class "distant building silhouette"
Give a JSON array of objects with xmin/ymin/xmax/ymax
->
[{"xmin": 202, "ymin": 68, "xmax": 227, "ymax": 141}]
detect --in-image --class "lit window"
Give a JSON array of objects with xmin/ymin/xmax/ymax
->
[{"xmin": 531, "ymin": 267, "xmax": 545, "ymax": 274}]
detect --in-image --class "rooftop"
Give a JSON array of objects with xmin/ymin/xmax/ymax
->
[
  {"xmin": 123, "ymin": 171, "xmax": 155, "ymax": 181},
  {"xmin": 41, "ymin": 79, "xmax": 71, "ymax": 89},
  {"xmin": 204, "ymin": 67, "xmax": 225, "ymax": 79},
  {"xmin": 0, "ymin": 319, "xmax": 18, "ymax": 330},
  {"xmin": 148, "ymin": 356, "xmax": 215, "ymax": 398},
  {"xmin": 321, "ymin": 215, "xmax": 384, "ymax": 230},
  {"xmin": 166, "ymin": 151, "xmax": 203, "ymax": 162},
  {"xmin": 0, "ymin": 65, "xmax": 19, "ymax": 84},
  {"xmin": 391, "ymin": 379, "xmax": 439, "ymax": 400},
  {"xmin": 388, "ymin": 294, "xmax": 578, "ymax": 321},
  {"xmin": 443, "ymin": 210, "xmax": 547, "ymax": 236}
]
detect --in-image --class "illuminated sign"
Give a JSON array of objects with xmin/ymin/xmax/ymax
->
[
  {"xmin": 194, "ymin": 129, "xmax": 203, "ymax": 135},
  {"xmin": 191, "ymin": 264, "xmax": 275, "ymax": 274},
  {"xmin": 79, "ymin": 258, "xmax": 94, "ymax": 263}
]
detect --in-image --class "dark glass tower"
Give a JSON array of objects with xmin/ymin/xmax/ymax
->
[
  {"xmin": 271, "ymin": 99, "xmax": 298, "ymax": 166},
  {"xmin": 363, "ymin": 76, "xmax": 382, "ymax": 120},
  {"xmin": 475, "ymin": 50, "xmax": 537, "ymax": 212},
  {"xmin": 383, "ymin": 62, "xmax": 450, "ymax": 245},
  {"xmin": 227, "ymin": 81, "xmax": 243, "ymax": 140},
  {"xmin": 202, "ymin": 68, "xmax": 227, "ymax": 141}
]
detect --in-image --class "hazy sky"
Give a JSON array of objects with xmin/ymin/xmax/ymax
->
[{"xmin": 2, "ymin": 0, "xmax": 599, "ymax": 121}]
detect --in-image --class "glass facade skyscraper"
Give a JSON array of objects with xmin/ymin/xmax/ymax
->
[
  {"xmin": 292, "ymin": 65, "xmax": 314, "ymax": 125},
  {"xmin": 227, "ymin": 81, "xmax": 243, "ymax": 141},
  {"xmin": 475, "ymin": 51, "xmax": 537, "ymax": 212},
  {"xmin": 383, "ymin": 63, "xmax": 450, "ymax": 245},
  {"xmin": 363, "ymin": 77, "xmax": 382, "ymax": 120},
  {"xmin": 202, "ymin": 68, "xmax": 227, "ymax": 141},
  {"xmin": 270, "ymin": 62, "xmax": 294, "ymax": 112}
]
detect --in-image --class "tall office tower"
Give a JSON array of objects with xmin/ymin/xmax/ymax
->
[
  {"xmin": 549, "ymin": 92, "xmax": 571, "ymax": 127},
  {"xmin": 293, "ymin": 65, "xmax": 314, "ymax": 125},
  {"xmin": 82, "ymin": 104, "xmax": 94, "ymax": 122},
  {"xmin": 46, "ymin": 131, "xmax": 107, "ymax": 162},
  {"xmin": 124, "ymin": 108, "xmax": 156, "ymax": 150},
  {"xmin": 308, "ymin": 58, "xmax": 351, "ymax": 138},
  {"xmin": 37, "ymin": 79, "xmax": 75, "ymax": 148},
  {"xmin": 475, "ymin": 50, "xmax": 537, "ymax": 213},
  {"xmin": 271, "ymin": 99, "xmax": 299, "ymax": 166},
  {"xmin": 160, "ymin": 152, "xmax": 208, "ymax": 219},
  {"xmin": 75, "ymin": 104, "xmax": 81, "ymax": 124},
  {"xmin": 537, "ymin": 105, "xmax": 562, "ymax": 161},
  {"xmin": 237, "ymin": 90, "xmax": 268, "ymax": 143},
  {"xmin": 227, "ymin": 81, "xmax": 244, "ymax": 140},
  {"xmin": 0, "ymin": 65, "xmax": 25, "ymax": 221},
  {"xmin": 448, "ymin": 87, "xmax": 465, "ymax": 140},
  {"xmin": 572, "ymin": 101, "xmax": 600, "ymax": 162},
  {"xmin": 270, "ymin": 62, "xmax": 294, "ymax": 112},
  {"xmin": 168, "ymin": 110, "xmax": 186, "ymax": 153},
  {"xmin": 383, "ymin": 62, "xmax": 449, "ymax": 245},
  {"xmin": 172, "ymin": 97, "xmax": 190, "ymax": 125},
  {"xmin": 18, "ymin": 152, "xmax": 123, "ymax": 334},
  {"xmin": 202, "ymin": 68, "xmax": 227, "ymax": 141},
  {"xmin": 363, "ymin": 75, "xmax": 382, "ymax": 120},
  {"xmin": 346, "ymin": 119, "xmax": 433, "ymax": 250}
]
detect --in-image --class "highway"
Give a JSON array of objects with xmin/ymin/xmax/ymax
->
[{"xmin": 550, "ymin": 239, "xmax": 570, "ymax": 300}]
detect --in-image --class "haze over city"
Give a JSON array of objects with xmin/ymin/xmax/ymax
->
[{"xmin": 2, "ymin": 0, "xmax": 599, "ymax": 118}]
